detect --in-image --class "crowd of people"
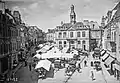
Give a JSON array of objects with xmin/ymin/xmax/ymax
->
[{"xmin": 23, "ymin": 43, "xmax": 101, "ymax": 82}]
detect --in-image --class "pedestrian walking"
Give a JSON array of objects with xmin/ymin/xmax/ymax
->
[
  {"xmin": 92, "ymin": 54, "xmax": 95, "ymax": 59},
  {"xmin": 78, "ymin": 63, "xmax": 81, "ymax": 69},
  {"xmin": 84, "ymin": 60, "xmax": 87, "ymax": 67},
  {"xmin": 28, "ymin": 57, "xmax": 33, "ymax": 71},
  {"xmin": 91, "ymin": 61, "xmax": 93, "ymax": 67},
  {"xmin": 29, "ymin": 63, "xmax": 32, "ymax": 71},
  {"xmin": 90, "ymin": 71, "xmax": 95, "ymax": 81},
  {"xmin": 63, "ymin": 62, "xmax": 65, "ymax": 68},
  {"xmin": 77, "ymin": 63, "xmax": 82, "ymax": 73},
  {"xmin": 24, "ymin": 59, "xmax": 27, "ymax": 67}
]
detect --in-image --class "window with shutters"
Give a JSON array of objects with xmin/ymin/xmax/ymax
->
[
  {"xmin": 64, "ymin": 41, "xmax": 67, "ymax": 47},
  {"xmin": 77, "ymin": 32, "xmax": 81, "ymax": 37},
  {"xmin": 58, "ymin": 32, "xmax": 62, "ymax": 38},
  {"xmin": 70, "ymin": 32, "xmax": 73, "ymax": 38},
  {"xmin": 82, "ymin": 31, "xmax": 85, "ymax": 37},
  {"xmin": 78, "ymin": 41, "xmax": 81, "ymax": 44},
  {"xmin": 63, "ymin": 32, "xmax": 66, "ymax": 38}
]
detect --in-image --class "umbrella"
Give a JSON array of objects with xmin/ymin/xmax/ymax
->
[{"xmin": 35, "ymin": 59, "xmax": 52, "ymax": 71}]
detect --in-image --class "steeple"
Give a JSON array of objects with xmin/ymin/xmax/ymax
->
[{"xmin": 70, "ymin": 4, "xmax": 76, "ymax": 24}]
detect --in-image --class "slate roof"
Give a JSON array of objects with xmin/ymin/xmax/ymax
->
[
  {"xmin": 67, "ymin": 22, "xmax": 89, "ymax": 30},
  {"xmin": 56, "ymin": 21, "xmax": 90, "ymax": 31}
]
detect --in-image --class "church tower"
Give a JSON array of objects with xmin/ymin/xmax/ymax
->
[{"xmin": 70, "ymin": 4, "xmax": 76, "ymax": 24}]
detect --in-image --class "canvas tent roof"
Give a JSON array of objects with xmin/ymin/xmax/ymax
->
[{"xmin": 35, "ymin": 59, "xmax": 51, "ymax": 71}]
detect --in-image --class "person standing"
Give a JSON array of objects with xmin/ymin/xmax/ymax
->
[
  {"xmin": 91, "ymin": 61, "xmax": 93, "ymax": 67},
  {"xmin": 84, "ymin": 60, "xmax": 87, "ymax": 67},
  {"xmin": 76, "ymin": 59, "xmax": 81, "ymax": 73},
  {"xmin": 28, "ymin": 56, "xmax": 33, "ymax": 71},
  {"xmin": 90, "ymin": 71, "xmax": 95, "ymax": 81}
]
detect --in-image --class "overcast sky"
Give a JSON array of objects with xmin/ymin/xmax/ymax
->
[{"xmin": 3, "ymin": 0, "xmax": 119, "ymax": 32}]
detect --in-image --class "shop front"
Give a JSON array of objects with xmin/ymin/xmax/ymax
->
[
  {"xmin": 114, "ymin": 61, "xmax": 120, "ymax": 80},
  {"xmin": 100, "ymin": 49, "xmax": 116, "ymax": 75}
]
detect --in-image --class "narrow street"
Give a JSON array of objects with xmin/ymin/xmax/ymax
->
[
  {"xmin": 6, "ymin": 52, "xmax": 120, "ymax": 83},
  {"xmin": 37, "ymin": 52, "xmax": 119, "ymax": 83},
  {"xmin": 66, "ymin": 53, "xmax": 119, "ymax": 83},
  {"xmin": 38, "ymin": 56, "xmax": 86, "ymax": 83},
  {"xmin": 16, "ymin": 66, "xmax": 33, "ymax": 83}
]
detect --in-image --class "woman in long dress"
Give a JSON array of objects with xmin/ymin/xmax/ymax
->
[{"xmin": 90, "ymin": 70, "xmax": 95, "ymax": 81}]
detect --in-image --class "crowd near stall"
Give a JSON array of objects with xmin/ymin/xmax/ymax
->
[{"xmin": 31, "ymin": 43, "xmax": 89, "ymax": 79}]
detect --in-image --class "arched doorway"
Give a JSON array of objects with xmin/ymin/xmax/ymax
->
[{"xmin": 82, "ymin": 40, "xmax": 86, "ymax": 51}]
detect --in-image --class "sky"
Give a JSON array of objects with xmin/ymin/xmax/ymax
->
[{"xmin": 2, "ymin": 0, "xmax": 119, "ymax": 32}]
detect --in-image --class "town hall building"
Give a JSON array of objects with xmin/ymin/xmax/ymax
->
[{"xmin": 46, "ymin": 5, "xmax": 102, "ymax": 52}]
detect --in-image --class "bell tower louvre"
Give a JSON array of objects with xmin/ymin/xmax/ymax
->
[{"xmin": 70, "ymin": 4, "xmax": 76, "ymax": 24}]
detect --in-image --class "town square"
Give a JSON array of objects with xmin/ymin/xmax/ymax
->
[{"xmin": 0, "ymin": 0, "xmax": 120, "ymax": 83}]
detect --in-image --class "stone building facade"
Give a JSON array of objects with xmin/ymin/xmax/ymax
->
[
  {"xmin": 101, "ymin": 2, "xmax": 120, "ymax": 80},
  {"xmin": 46, "ymin": 5, "xmax": 102, "ymax": 51}
]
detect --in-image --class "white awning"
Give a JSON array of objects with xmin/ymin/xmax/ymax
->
[
  {"xmin": 104, "ymin": 56, "xmax": 114, "ymax": 66},
  {"xmin": 36, "ymin": 48, "xmax": 47, "ymax": 53},
  {"xmin": 35, "ymin": 59, "xmax": 51, "ymax": 71},
  {"xmin": 43, "ymin": 45, "xmax": 51, "ymax": 50},
  {"xmin": 107, "ymin": 51, "xmax": 116, "ymax": 58},
  {"xmin": 101, "ymin": 53, "xmax": 109, "ymax": 61},
  {"xmin": 41, "ymin": 52, "xmax": 62, "ymax": 59},
  {"xmin": 62, "ymin": 47, "xmax": 69, "ymax": 53},
  {"xmin": 38, "ymin": 44, "xmax": 44, "ymax": 47},
  {"xmin": 41, "ymin": 53, "xmax": 53, "ymax": 58},
  {"xmin": 62, "ymin": 53, "xmax": 73, "ymax": 58},
  {"xmin": 33, "ymin": 53, "xmax": 41, "ymax": 59},
  {"xmin": 114, "ymin": 64, "xmax": 120, "ymax": 71},
  {"xmin": 100, "ymin": 50, "xmax": 106, "ymax": 56}
]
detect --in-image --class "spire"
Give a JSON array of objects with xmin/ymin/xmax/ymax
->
[{"xmin": 70, "ymin": 4, "xmax": 76, "ymax": 24}]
